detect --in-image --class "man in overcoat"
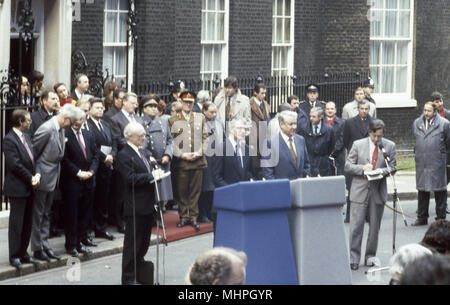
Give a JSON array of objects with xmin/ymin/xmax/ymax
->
[{"xmin": 412, "ymin": 102, "xmax": 450, "ymax": 226}]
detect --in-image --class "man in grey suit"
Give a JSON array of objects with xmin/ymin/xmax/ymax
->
[
  {"xmin": 31, "ymin": 104, "xmax": 83, "ymax": 262},
  {"xmin": 344, "ymin": 119, "xmax": 396, "ymax": 271}
]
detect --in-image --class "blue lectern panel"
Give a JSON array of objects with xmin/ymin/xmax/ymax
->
[
  {"xmin": 214, "ymin": 179, "xmax": 291, "ymax": 212},
  {"xmin": 214, "ymin": 179, "xmax": 298, "ymax": 285}
]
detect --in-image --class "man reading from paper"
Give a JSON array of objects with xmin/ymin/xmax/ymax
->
[{"xmin": 344, "ymin": 119, "xmax": 396, "ymax": 271}]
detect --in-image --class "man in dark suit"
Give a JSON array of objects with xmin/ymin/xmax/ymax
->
[
  {"xmin": 110, "ymin": 92, "xmax": 139, "ymax": 233},
  {"xmin": 3, "ymin": 110, "xmax": 42, "ymax": 269},
  {"xmin": 343, "ymin": 100, "xmax": 373, "ymax": 223},
  {"xmin": 60, "ymin": 110, "xmax": 99, "ymax": 256},
  {"xmin": 249, "ymin": 83, "xmax": 271, "ymax": 178},
  {"xmin": 28, "ymin": 90, "xmax": 59, "ymax": 136},
  {"xmin": 324, "ymin": 101, "xmax": 346, "ymax": 176},
  {"xmin": 261, "ymin": 110, "xmax": 311, "ymax": 180},
  {"xmin": 71, "ymin": 74, "xmax": 90, "ymax": 101},
  {"xmin": 116, "ymin": 122, "xmax": 161, "ymax": 285},
  {"xmin": 299, "ymin": 107, "xmax": 335, "ymax": 177},
  {"xmin": 214, "ymin": 118, "xmax": 253, "ymax": 187},
  {"xmin": 103, "ymin": 88, "xmax": 126, "ymax": 125},
  {"xmin": 345, "ymin": 119, "xmax": 396, "ymax": 270},
  {"xmin": 87, "ymin": 98, "xmax": 116, "ymax": 240},
  {"xmin": 298, "ymin": 84, "xmax": 326, "ymax": 116}
]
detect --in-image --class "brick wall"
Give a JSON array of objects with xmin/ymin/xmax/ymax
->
[
  {"xmin": 415, "ymin": 0, "xmax": 450, "ymax": 110},
  {"xmin": 228, "ymin": 0, "xmax": 272, "ymax": 78},
  {"xmin": 71, "ymin": 0, "xmax": 105, "ymax": 89}
]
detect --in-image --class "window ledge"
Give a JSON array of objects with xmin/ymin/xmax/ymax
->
[{"xmin": 372, "ymin": 95, "xmax": 417, "ymax": 108}]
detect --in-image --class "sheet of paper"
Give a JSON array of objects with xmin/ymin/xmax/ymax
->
[{"xmin": 100, "ymin": 145, "xmax": 112, "ymax": 155}]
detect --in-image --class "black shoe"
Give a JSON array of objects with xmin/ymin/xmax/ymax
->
[
  {"xmin": 66, "ymin": 248, "xmax": 79, "ymax": 257},
  {"xmin": 77, "ymin": 244, "xmax": 92, "ymax": 254},
  {"xmin": 34, "ymin": 250, "xmax": 51, "ymax": 262},
  {"xmin": 411, "ymin": 218, "xmax": 428, "ymax": 226},
  {"xmin": 22, "ymin": 256, "xmax": 41, "ymax": 265},
  {"xmin": 118, "ymin": 225, "xmax": 126, "ymax": 234},
  {"xmin": 45, "ymin": 248, "xmax": 61, "ymax": 260},
  {"xmin": 177, "ymin": 220, "xmax": 186, "ymax": 228},
  {"xmin": 95, "ymin": 231, "xmax": 115, "ymax": 240},
  {"xmin": 10, "ymin": 258, "xmax": 23, "ymax": 270},
  {"xmin": 82, "ymin": 238, "xmax": 98, "ymax": 247},
  {"xmin": 350, "ymin": 263, "xmax": 359, "ymax": 270},
  {"xmin": 191, "ymin": 221, "xmax": 200, "ymax": 231}
]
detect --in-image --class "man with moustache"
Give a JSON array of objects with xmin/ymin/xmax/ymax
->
[{"xmin": 29, "ymin": 90, "xmax": 59, "ymax": 136}]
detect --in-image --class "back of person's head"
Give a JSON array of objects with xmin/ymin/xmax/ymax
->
[
  {"xmin": 389, "ymin": 243, "xmax": 433, "ymax": 285},
  {"xmin": 278, "ymin": 102, "xmax": 292, "ymax": 112},
  {"xmin": 186, "ymin": 247, "xmax": 247, "ymax": 285},
  {"xmin": 399, "ymin": 254, "xmax": 450, "ymax": 285},
  {"xmin": 421, "ymin": 219, "xmax": 450, "ymax": 254},
  {"xmin": 431, "ymin": 91, "xmax": 443, "ymax": 101}
]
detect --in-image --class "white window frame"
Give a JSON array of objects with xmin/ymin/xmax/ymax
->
[
  {"xmin": 103, "ymin": 0, "xmax": 133, "ymax": 89},
  {"xmin": 200, "ymin": 0, "xmax": 229, "ymax": 83},
  {"xmin": 271, "ymin": 0, "xmax": 294, "ymax": 77},
  {"xmin": 370, "ymin": 0, "xmax": 416, "ymax": 108}
]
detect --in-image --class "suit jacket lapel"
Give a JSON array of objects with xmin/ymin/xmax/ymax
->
[
  {"xmin": 279, "ymin": 134, "xmax": 296, "ymax": 168},
  {"xmin": 12, "ymin": 132, "xmax": 33, "ymax": 165}
]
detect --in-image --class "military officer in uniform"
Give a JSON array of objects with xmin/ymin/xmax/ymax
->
[
  {"xmin": 298, "ymin": 84, "xmax": 326, "ymax": 116},
  {"xmin": 168, "ymin": 91, "xmax": 208, "ymax": 231},
  {"xmin": 141, "ymin": 94, "xmax": 174, "ymax": 204}
]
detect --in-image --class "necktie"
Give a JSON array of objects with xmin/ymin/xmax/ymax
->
[
  {"xmin": 139, "ymin": 149, "xmax": 152, "ymax": 173},
  {"xmin": 289, "ymin": 137, "xmax": 297, "ymax": 165},
  {"xmin": 440, "ymin": 110, "xmax": 445, "ymax": 118},
  {"xmin": 22, "ymin": 134, "xmax": 34, "ymax": 164},
  {"xmin": 426, "ymin": 120, "xmax": 431, "ymax": 130},
  {"xmin": 371, "ymin": 145, "xmax": 378, "ymax": 169},
  {"xmin": 98, "ymin": 121, "xmax": 107, "ymax": 140},
  {"xmin": 225, "ymin": 98, "xmax": 231, "ymax": 121},
  {"xmin": 314, "ymin": 125, "xmax": 318, "ymax": 135},
  {"xmin": 77, "ymin": 131, "xmax": 87, "ymax": 159},
  {"xmin": 259, "ymin": 102, "xmax": 265, "ymax": 116}
]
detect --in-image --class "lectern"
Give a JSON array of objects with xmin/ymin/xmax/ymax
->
[
  {"xmin": 288, "ymin": 176, "xmax": 351, "ymax": 285},
  {"xmin": 214, "ymin": 179, "xmax": 298, "ymax": 285}
]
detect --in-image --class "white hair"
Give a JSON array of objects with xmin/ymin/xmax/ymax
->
[
  {"xmin": 196, "ymin": 90, "xmax": 211, "ymax": 104},
  {"xmin": 278, "ymin": 110, "xmax": 297, "ymax": 125},
  {"xmin": 389, "ymin": 243, "xmax": 433, "ymax": 285},
  {"xmin": 310, "ymin": 106, "xmax": 324, "ymax": 117},
  {"xmin": 59, "ymin": 103, "xmax": 83, "ymax": 121},
  {"xmin": 123, "ymin": 122, "xmax": 145, "ymax": 139}
]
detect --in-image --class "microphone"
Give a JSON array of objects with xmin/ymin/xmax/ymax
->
[{"xmin": 378, "ymin": 142, "xmax": 390, "ymax": 162}]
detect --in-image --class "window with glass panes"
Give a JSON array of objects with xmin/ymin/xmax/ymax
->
[
  {"xmin": 103, "ymin": 0, "xmax": 128, "ymax": 86},
  {"xmin": 369, "ymin": 0, "xmax": 413, "ymax": 94},
  {"xmin": 272, "ymin": 0, "xmax": 294, "ymax": 77},
  {"xmin": 201, "ymin": 0, "xmax": 228, "ymax": 82}
]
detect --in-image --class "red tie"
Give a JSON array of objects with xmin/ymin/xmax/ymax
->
[
  {"xmin": 371, "ymin": 146, "xmax": 378, "ymax": 169},
  {"xmin": 77, "ymin": 131, "xmax": 87, "ymax": 160},
  {"xmin": 22, "ymin": 134, "xmax": 34, "ymax": 165}
]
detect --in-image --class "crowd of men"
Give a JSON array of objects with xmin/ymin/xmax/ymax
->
[{"xmin": 2, "ymin": 71, "xmax": 449, "ymax": 283}]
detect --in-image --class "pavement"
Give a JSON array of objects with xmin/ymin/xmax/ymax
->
[{"xmin": 0, "ymin": 171, "xmax": 448, "ymax": 284}]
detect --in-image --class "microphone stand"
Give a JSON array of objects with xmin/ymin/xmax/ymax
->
[
  {"xmin": 150, "ymin": 159, "xmax": 168, "ymax": 285},
  {"xmin": 379, "ymin": 144, "xmax": 407, "ymax": 255},
  {"xmin": 130, "ymin": 157, "xmax": 139, "ymax": 285}
]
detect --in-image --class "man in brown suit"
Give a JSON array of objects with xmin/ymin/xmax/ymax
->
[
  {"xmin": 249, "ymin": 83, "xmax": 271, "ymax": 178},
  {"xmin": 168, "ymin": 91, "xmax": 208, "ymax": 231}
]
